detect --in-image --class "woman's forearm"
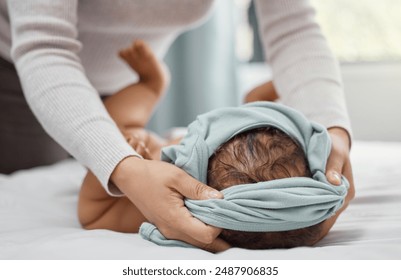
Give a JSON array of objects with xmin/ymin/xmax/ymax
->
[
  {"xmin": 255, "ymin": 0, "xmax": 351, "ymax": 134},
  {"xmin": 8, "ymin": 0, "xmax": 138, "ymax": 192}
]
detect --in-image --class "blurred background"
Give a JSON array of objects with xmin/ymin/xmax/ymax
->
[{"xmin": 148, "ymin": 0, "xmax": 401, "ymax": 142}]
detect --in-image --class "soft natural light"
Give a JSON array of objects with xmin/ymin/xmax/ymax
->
[
  {"xmin": 234, "ymin": 0, "xmax": 253, "ymax": 62},
  {"xmin": 311, "ymin": 0, "xmax": 401, "ymax": 62},
  {"xmin": 235, "ymin": 0, "xmax": 401, "ymax": 63}
]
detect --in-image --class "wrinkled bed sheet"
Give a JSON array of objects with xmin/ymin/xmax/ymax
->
[{"xmin": 1, "ymin": 141, "xmax": 400, "ymax": 259}]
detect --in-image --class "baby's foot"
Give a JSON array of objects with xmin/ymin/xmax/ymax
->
[{"xmin": 119, "ymin": 40, "xmax": 169, "ymax": 95}]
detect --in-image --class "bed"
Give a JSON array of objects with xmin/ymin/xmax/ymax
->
[{"xmin": 1, "ymin": 141, "xmax": 400, "ymax": 260}]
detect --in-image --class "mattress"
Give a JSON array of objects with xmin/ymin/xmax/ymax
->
[{"xmin": 1, "ymin": 141, "xmax": 400, "ymax": 259}]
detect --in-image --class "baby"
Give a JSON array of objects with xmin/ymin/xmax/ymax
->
[
  {"xmin": 78, "ymin": 40, "xmax": 346, "ymax": 250},
  {"xmin": 207, "ymin": 127, "xmax": 321, "ymax": 249}
]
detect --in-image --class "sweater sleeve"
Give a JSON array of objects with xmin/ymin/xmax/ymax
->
[
  {"xmin": 254, "ymin": 0, "xmax": 352, "ymax": 135},
  {"xmin": 7, "ymin": 0, "xmax": 140, "ymax": 194}
]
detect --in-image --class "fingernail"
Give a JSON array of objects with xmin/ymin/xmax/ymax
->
[
  {"xmin": 332, "ymin": 172, "xmax": 341, "ymax": 183},
  {"xmin": 208, "ymin": 190, "xmax": 221, "ymax": 199}
]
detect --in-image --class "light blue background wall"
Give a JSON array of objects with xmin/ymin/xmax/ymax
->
[{"xmin": 147, "ymin": 0, "xmax": 238, "ymax": 135}]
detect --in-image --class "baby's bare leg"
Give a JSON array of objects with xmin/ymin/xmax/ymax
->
[
  {"xmin": 105, "ymin": 40, "xmax": 170, "ymax": 129},
  {"xmin": 119, "ymin": 40, "xmax": 169, "ymax": 96},
  {"xmin": 79, "ymin": 41, "xmax": 172, "ymax": 232},
  {"xmin": 78, "ymin": 171, "xmax": 146, "ymax": 233}
]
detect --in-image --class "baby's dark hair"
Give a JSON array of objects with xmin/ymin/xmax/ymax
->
[{"xmin": 207, "ymin": 127, "xmax": 323, "ymax": 249}]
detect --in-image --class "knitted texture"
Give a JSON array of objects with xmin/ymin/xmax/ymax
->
[{"xmin": 1, "ymin": 0, "xmax": 350, "ymax": 192}]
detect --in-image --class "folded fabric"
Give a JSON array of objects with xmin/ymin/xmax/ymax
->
[{"xmin": 139, "ymin": 101, "xmax": 349, "ymax": 247}]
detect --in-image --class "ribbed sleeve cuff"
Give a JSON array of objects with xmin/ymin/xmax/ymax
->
[
  {"xmin": 69, "ymin": 119, "xmax": 143, "ymax": 196},
  {"xmin": 92, "ymin": 140, "xmax": 141, "ymax": 197}
]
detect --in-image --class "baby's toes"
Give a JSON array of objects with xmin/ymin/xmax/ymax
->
[
  {"xmin": 133, "ymin": 40, "xmax": 152, "ymax": 58},
  {"xmin": 118, "ymin": 48, "xmax": 130, "ymax": 60}
]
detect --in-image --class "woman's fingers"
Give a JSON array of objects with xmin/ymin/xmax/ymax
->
[
  {"xmin": 111, "ymin": 157, "xmax": 226, "ymax": 250},
  {"xmin": 161, "ymin": 203, "xmax": 222, "ymax": 245},
  {"xmin": 325, "ymin": 147, "xmax": 343, "ymax": 185},
  {"xmin": 157, "ymin": 206, "xmax": 229, "ymax": 252},
  {"xmin": 188, "ymin": 235, "xmax": 231, "ymax": 253},
  {"xmin": 326, "ymin": 127, "xmax": 355, "ymax": 209},
  {"xmin": 156, "ymin": 171, "xmax": 224, "ymax": 245},
  {"xmin": 172, "ymin": 170, "xmax": 223, "ymax": 200},
  {"xmin": 157, "ymin": 167, "xmax": 224, "ymax": 245},
  {"xmin": 326, "ymin": 127, "xmax": 351, "ymax": 185}
]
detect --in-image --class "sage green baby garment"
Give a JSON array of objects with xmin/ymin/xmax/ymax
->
[{"xmin": 140, "ymin": 102, "xmax": 348, "ymax": 248}]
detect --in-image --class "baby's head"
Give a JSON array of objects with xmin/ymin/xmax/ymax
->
[{"xmin": 207, "ymin": 126, "xmax": 324, "ymax": 249}]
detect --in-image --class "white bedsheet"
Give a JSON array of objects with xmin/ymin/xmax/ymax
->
[{"xmin": 1, "ymin": 141, "xmax": 400, "ymax": 259}]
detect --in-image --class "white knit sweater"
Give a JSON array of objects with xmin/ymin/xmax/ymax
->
[{"xmin": 0, "ymin": 0, "xmax": 350, "ymax": 193}]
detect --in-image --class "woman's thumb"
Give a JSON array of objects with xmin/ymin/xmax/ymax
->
[
  {"xmin": 178, "ymin": 175, "xmax": 223, "ymax": 200},
  {"xmin": 325, "ymin": 158, "xmax": 343, "ymax": 186}
]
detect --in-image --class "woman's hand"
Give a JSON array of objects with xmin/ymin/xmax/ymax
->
[
  {"xmin": 110, "ymin": 156, "xmax": 230, "ymax": 252},
  {"xmin": 317, "ymin": 127, "xmax": 356, "ymax": 238},
  {"xmin": 326, "ymin": 127, "xmax": 355, "ymax": 211}
]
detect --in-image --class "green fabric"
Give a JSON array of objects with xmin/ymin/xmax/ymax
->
[{"xmin": 139, "ymin": 102, "xmax": 349, "ymax": 247}]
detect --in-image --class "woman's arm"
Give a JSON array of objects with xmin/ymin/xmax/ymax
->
[
  {"xmin": 7, "ymin": 0, "xmax": 138, "ymax": 192},
  {"xmin": 254, "ymin": 0, "xmax": 351, "ymax": 133},
  {"xmin": 8, "ymin": 1, "xmax": 224, "ymax": 249},
  {"xmin": 254, "ymin": 0, "xmax": 354, "ymax": 198}
]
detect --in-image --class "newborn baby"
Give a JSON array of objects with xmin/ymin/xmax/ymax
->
[
  {"xmin": 207, "ymin": 126, "xmax": 319, "ymax": 249},
  {"xmin": 78, "ymin": 40, "xmax": 349, "ymax": 250}
]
